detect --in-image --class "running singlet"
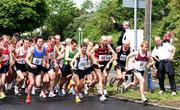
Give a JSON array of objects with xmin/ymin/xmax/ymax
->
[
  {"xmin": 16, "ymin": 47, "xmax": 28, "ymax": 64},
  {"xmin": 31, "ymin": 47, "xmax": 46, "ymax": 65},
  {"xmin": 117, "ymin": 46, "xmax": 130, "ymax": 66},
  {"xmin": 134, "ymin": 52, "xmax": 148, "ymax": 71},
  {"xmin": 46, "ymin": 45, "xmax": 57, "ymax": 63},
  {"xmin": 77, "ymin": 54, "xmax": 91, "ymax": 70},
  {"xmin": 95, "ymin": 45, "xmax": 112, "ymax": 63},
  {"xmin": 63, "ymin": 48, "xmax": 78, "ymax": 65},
  {"xmin": 1, "ymin": 48, "xmax": 10, "ymax": 66}
]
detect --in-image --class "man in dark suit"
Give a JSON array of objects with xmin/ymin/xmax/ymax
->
[{"xmin": 111, "ymin": 17, "xmax": 130, "ymax": 46}]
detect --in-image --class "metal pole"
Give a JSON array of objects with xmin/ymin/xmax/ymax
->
[
  {"xmin": 79, "ymin": 30, "xmax": 80, "ymax": 46},
  {"xmin": 134, "ymin": 0, "xmax": 138, "ymax": 50},
  {"xmin": 149, "ymin": 0, "xmax": 152, "ymax": 51},
  {"xmin": 78, "ymin": 27, "xmax": 82, "ymax": 46},
  {"xmin": 81, "ymin": 31, "xmax": 83, "ymax": 44}
]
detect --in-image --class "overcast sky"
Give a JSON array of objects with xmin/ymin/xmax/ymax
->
[{"xmin": 73, "ymin": 0, "xmax": 101, "ymax": 8}]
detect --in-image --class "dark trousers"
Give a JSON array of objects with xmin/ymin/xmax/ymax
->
[{"xmin": 158, "ymin": 60, "xmax": 176, "ymax": 92}]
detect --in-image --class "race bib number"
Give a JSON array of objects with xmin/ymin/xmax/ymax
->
[
  {"xmin": 138, "ymin": 61, "xmax": 147, "ymax": 71},
  {"xmin": 99, "ymin": 55, "xmax": 107, "ymax": 61},
  {"xmin": 119, "ymin": 54, "xmax": 127, "ymax": 61},
  {"xmin": 85, "ymin": 61, "xmax": 91, "ymax": 68},
  {"xmin": 78, "ymin": 60, "xmax": 91, "ymax": 70},
  {"xmin": 32, "ymin": 57, "xmax": 43, "ymax": 65},
  {"xmin": 106, "ymin": 55, "xmax": 112, "ymax": 61}
]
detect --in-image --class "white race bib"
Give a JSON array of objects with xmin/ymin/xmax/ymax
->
[
  {"xmin": 119, "ymin": 54, "xmax": 127, "ymax": 61},
  {"xmin": 32, "ymin": 57, "xmax": 43, "ymax": 65},
  {"xmin": 78, "ymin": 59, "xmax": 91, "ymax": 70},
  {"xmin": 134, "ymin": 61, "xmax": 147, "ymax": 71},
  {"xmin": 99, "ymin": 55, "xmax": 107, "ymax": 61},
  {"xmin": 106, "ymin": 55, "xmax": 112, "ymax": 61}
]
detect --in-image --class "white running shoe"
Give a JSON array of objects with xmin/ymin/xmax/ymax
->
[
  {"xmin": 5, "ymin": 83, "xmax": 12, "ymax": 90},
  {"xmin": 48, "ymin": 92, "xmax": 56, "ymax": 97},
  {"xmin": 21, "ymin": 81, "xmax": 26, "ymax": 89},
  {"xmin": 31, "ymin": 86, "xmax": 36, "ymax": 95},
  {"xmin": 39, "ymin": 91, "xmax": 47, "ymax": 98},
  {"xmin": 141, "ymin": 96, "xmax": 148, "ymax": 103},
  {"xmin": 14, "ymin": 85, "xmax": 19, "ymax": 95},
  {"xmin": 79, "ymin": 93, "xmax": 83, "ymax": 98},
  {"xmin": 69, "ymin": 87, "xmax": 76, "ymax": 95},
  {"xmin": 158, "ymin": 90, "xmax": 164, "ymax": 95},
  {"xmin": 100, "ymin": 95, "xmax": 107, "ymax": 102},
  {"xmin": 62, "ymin": 89, "xmax": 66, "ymax": 95},
  {"xmin": 84, "ymin": 84, "xmax": 89, "ymax": 95},
  {"xmin": 54, "ymin": 85, "xmax": 60, "ymax": 93},
  {"xmin": 104, "ymin": 90, "xmax": 108, "ymax": 97},
  {"xmin": 172, "ymin": 91, "xmax": 176, "ymax": 96}
]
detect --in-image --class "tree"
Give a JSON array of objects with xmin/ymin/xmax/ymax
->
[
  {"xmin": 44, "ymin": 0, "xmax": 80, "ymax": 39},
  {"xmin": 0, "ymin": 0, "xmax": 49, "ymax": 35},
  {"xmin": 81, "ymin": 0, "xmax": 94, "ymax": 13}
]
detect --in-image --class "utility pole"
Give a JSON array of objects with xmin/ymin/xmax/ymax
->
[
  {"xmin": 144, "ymin": 0, "xmax": 152, "ymax": 50},
  {"xmin": 134, "ymin": 0, "xmax": 137, "ymax": 50},
  {"xmin": 144, "ymin": 0, "xmax": 152, "ymax": 91}
]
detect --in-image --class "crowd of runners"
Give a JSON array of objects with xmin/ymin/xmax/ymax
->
[{"xmin": 0, "ymin": 32, "xmax": 177, "ymax": 104}]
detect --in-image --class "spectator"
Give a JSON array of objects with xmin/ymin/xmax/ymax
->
[{"xmin": 111, "ymin": 17, "xmax": 130, "ymax": 45}]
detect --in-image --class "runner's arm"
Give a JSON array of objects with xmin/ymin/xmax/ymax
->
[
  {"xmin": 108, "ymin": 44, "xmax": 117, "ymax": 64},
  {"xmin": 65, "ymin": 47, "xmax": 72, "ymax": 62},
  {"xmin": 25, "ymin": 47, "xmax": 34, "ymax": 67},
  {"xmin": 125, "ymin": 51, "xmax": 138, "ymax": 67},
  {"xmin": 70, "ymin": 53, "xmax": 79, "ymax": 69},
  {"xmin": 89, "ymin": 44, "xmax": 99, "ymax": 64},
  {"xmin": 147, "ymin": 52, "xmax": 155, "ymax": 68}
]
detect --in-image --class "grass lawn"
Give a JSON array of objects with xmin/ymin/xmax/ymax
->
[{"xmin": 106, "ymin": 83, "xmax": 180, "ymax": 106}]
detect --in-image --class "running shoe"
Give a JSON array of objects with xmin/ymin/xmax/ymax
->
[
  {"xmin": 39, "ymin": 91, "xmax": 47, "ymax": 98},
  {"xmin": 69, "ymin": 87, "xmax": 76, "ymax": 95},
  {"xmin": 99, "ymin": 95, "xmax": 107, "ymax": 102},
  {"xmin": 5, "ymin": 83, "xmax": 12, "ymax": 90},
  {"xmin": 0, "ymin": 92, "xmax": 6, "ymax": 99},
  {"xmin": 104, "ymin": 90, "xmax": 109, "ymax": 97},
  {"xmin": 84, "ymin": 84, "xmax": 89, "ymax": 95},
  {"xmin": 26, "ymin": 96, "xmax": 31, "ymax": 104},
  {"xmin": 141, "ymin": 96, "xmax": 148, "ymax": 103},
  {"xmin": 0, "ymin": 92, "xmax": 6, "ymax": 98},
  {"xmin": 172, "ymin": 91, "xmax": 176, "ymax": 96},
  {"xmin": 0, "ymin": 94, "xmax": 3, "ymax": 99},
  {"xmin": 54, "ymin": 86, "xmax": 59, "ymax": 94},
  {"xmin": 79, "ymin": 93, "xmax": 83, "ymax": 98},
  {"xmin": 48, "ymin": 92, "xmax": 56, "ymax": 97},
  {"xmin": 75, "ymin": 96, "xmax": 81, "ymax": 103},
  {"xmin": 31, "ymin": 86, "xmax": 36, "ymax": 95},
  {"xmin": 14, "ymin": 85, "xmax": 19, "ymax": 95},
  {"xmin": 21, "ymin": 81, "xmax": 26, "ymax": 89},
  {"xmin": 58, "ymin": 91, "xmax": 64, "ymax": 96},
  {"xmin": 158, "ymin": 90, "xmax": 164, "ymax": 95},
  {"xmin": 62, "ymin": 89, "xmax": 67, "ymax": 95}
]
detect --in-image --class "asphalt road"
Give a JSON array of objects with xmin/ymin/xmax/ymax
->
[
  {"xmin": 0, "ymin": 70, "xmax": 177, "ymax": 110},
  {"xmin": 0, "ymin": 93, "xmax": 171, "ymax": 110}
]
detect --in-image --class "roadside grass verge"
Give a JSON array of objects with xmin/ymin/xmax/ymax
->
[{"xmin": 106, "ymin": 83, "xmax": 180, "ymax": 105}]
